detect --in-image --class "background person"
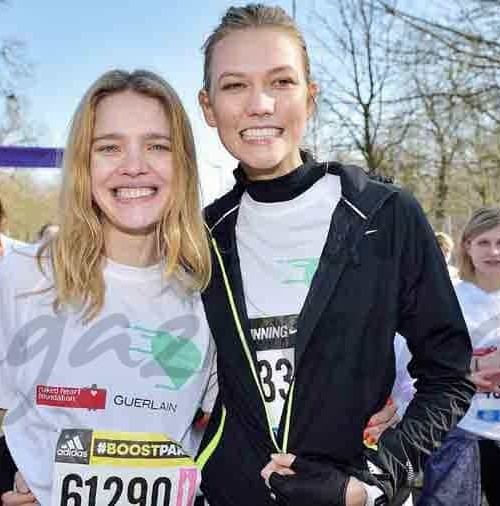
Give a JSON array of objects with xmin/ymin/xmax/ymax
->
[
  {"xmin": 418, "ymin": 207, "xmax": 500, "ymax": 506},
  {"xmin": 435, "ymin": 231, "xmax": 459, "ymax": 281}
]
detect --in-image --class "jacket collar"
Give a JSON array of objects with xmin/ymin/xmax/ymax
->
[
  {"xmin": 204, "ymin": 157, "xmax": 398, "ymax": 232},
  {"xmin": 232, "ymin": 151, "xmax": 322, "ymax": 203},
  {"xmin": 326, "ymin": 162, "xmax": 397, "ymax": 220}
]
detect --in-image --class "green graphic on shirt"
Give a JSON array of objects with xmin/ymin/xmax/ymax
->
[
  {"xmin": 278, "ymin": 258, "xmax": 320, "ymax": 287},
  {"xmin": 129, "ymin": 325, "xmax": 202, "ymax": 390}
]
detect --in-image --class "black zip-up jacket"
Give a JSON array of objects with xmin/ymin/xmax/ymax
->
[{"xmin": 197, "ymin": 158, "xmax": 475, "ymax": 506}]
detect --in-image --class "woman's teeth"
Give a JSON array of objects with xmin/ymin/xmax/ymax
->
[
  {"xmin": 241, "ymin": 127, "xmax": 282, "ymax": 140},
  {"xmin": 115, "ymin": 187, "xmax": 156, "ymax": 199}
]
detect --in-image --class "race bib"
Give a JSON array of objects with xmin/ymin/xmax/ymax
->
[
  {"xmin": 473, "ymin": 346, "xmax": 500, "ymax": 424},
  {"xmin": 475, "ymin": 392, "xmax": 500, "ymax": 422},
  {"xmin": 51, "ymin": 429, "xmax": 200, "ymax": 506},
  {"xmin": 250, "ymin": 314, "xmax": 297, "ymax": 433}
]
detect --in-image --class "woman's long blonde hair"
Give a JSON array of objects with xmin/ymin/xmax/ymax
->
[{"xmin": 38, "ymin": 69, "xmax": 211, "ymax": 321}]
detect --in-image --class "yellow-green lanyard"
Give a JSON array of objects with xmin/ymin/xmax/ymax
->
[{"xmin": 211, "ymin": 235, "xmax": 295, "ymax": 453}]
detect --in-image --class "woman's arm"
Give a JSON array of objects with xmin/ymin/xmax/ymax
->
[
  {"xmin": 1, "ymin": 472, "xmax": 37, "ymax": 505},
  {"xmin": 380, "ymin": 191, "xmax": 475, "ymax": 492},
  {"xmin": 0, "ymin": 436, "xmax": 17, "ymax": 497}
]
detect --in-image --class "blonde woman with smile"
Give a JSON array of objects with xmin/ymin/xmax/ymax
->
[
  {"xmin": 418, "ymin": 208, "xmax": 500, "ymax": 506},
  {"xmin": 0, "ymin": 70, "xmax": 215, "ymax": 506},
  {"xmin": 196, "ymin": 4, "xmax": 474, "ymax": 506}
]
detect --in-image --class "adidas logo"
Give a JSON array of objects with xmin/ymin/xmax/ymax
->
[{"xmin": 57, "ymin": 434, "xmax": 88, "ymax": 458}]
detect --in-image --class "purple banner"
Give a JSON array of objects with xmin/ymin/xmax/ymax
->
[{"xmin": 0, "ymin": 146, "xmax": 64, "ymax": 168}]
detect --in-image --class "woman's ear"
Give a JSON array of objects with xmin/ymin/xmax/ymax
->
[
  {"xmin": 307, "ymin": 81, "xmax": 319, "ymax": 118},
  {"xmin": 199, "ymin": 89, "xmax": 217, "ymax": 128}
]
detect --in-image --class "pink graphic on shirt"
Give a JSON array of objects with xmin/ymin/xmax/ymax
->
[{"xmin": 176, "ymin": 468, "xmax": 198, "ymax": 506}]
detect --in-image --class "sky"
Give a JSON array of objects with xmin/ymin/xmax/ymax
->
[{"xmin": 1, "ymin": 0, "xmax": 309, "ymax": 203}]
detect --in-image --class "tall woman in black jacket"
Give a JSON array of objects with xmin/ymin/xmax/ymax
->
[{"xmin": 196, "ymin": 4, "xmax": 475, "ymax": 506}]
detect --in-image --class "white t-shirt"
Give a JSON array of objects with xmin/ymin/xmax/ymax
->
[
  {"xmin": 236, "ymin": 174, "xmax": 341, "ymax": 431},
  {"xmin": 0, "ymin": 247, "xmax": 216, "ymax": 505},
  {"xmin": 392, "ymin": 334, "xmax": 415, "ymax": 417},
  {"xmin": 448, "ymin": 264, "xmax": 459, "ymax": 283},
  {"xmin": 0, "ymin": 233, "xmax": 27, "ymax": 259},
  {"xmin": 456, "ymin": 281, "xmax": 500, "ymax": 440}
]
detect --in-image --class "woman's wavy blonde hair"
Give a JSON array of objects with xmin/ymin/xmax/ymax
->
[
  {"xmin": 38, "ymin": 69, "xmax": 211, "ymax": 321},
  {"xmin": 457, "ymin": 207, "xmax": 500, "ymax": 282}
]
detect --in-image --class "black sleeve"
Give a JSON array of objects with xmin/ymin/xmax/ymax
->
[
  {"xmin": 377, "ymin": 191, "xmax": 475, "ymax": 490},
  {"xmin": 0, "ymin": 436, "xmax": 16, "ymax": 495}
]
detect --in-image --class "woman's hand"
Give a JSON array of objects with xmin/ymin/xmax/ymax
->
[
  {"xmin": 261, "ymin": 454, "xmax": 367, "ymax": 506},
  {"xmin": 469, "ymin": 367, "xmax": 500, "ymax": 393},
  {"xmin": 1, "ymin": 472, "xmax": 37, "ymax": 506},
  {"xmin": 261, "ymin": 453, "xmax": 296, "ymax": 488},
  {"xmin": 363, "ymin": 397, "xmax": 399, "ymax": 446},
  {"xmin": 472, "ymin": 348, "xmax": 500, "ymax": 372},
  {"xmin": 345, "ymin": 477, "xmax": 368, "ymax": 506}
]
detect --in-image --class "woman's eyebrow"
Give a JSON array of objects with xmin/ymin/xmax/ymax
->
[
  {"xmin": 217, "ymin": 65, "xmax": 297, "ymax": 83},
  {"xmin": 92, "ymin": 133, "xmax": 171, "ymax": 142},
  {"xmin": 92, "ymin": 133, "xmax": 123, "ymax": 143}
]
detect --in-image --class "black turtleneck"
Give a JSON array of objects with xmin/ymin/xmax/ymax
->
[{"xmin": 232, "ymin": 151, "xmax": 325, "ymax": 203}]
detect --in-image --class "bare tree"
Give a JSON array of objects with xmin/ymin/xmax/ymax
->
[
  {"xmin": 461, "ymin": 124, "xmax": 500, "ymax": 206},
  {"xmin": 0, "ymin": 1, "xmax": 35, "ymax": 144},
  {"xmin": 412, "ymin": 70, "xmax": 467, "ymax": 227},
  {"xmin": 309, "ymin": 0, "xmax": 411, "ymax": 172},
  {"xmin": 379, "ymin": 0, "xmax": 500, "ymax": 67},
  {"xmin": 367, "ymin": 0, "xmax": 500, "ymax": 231},
  {"xmin": 378, "ymin": 0, "xmax": 500, "ymax": 124}
]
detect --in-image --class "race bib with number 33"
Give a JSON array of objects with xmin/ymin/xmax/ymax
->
[
  {"xmin": 250, "ymin": 314, "xmax": 298, "ymax": 433},
  {"xmin": 50, "ymin": 429, "xmax": 200, "ymax": 506}
]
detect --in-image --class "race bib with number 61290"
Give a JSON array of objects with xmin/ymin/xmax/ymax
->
[{"xmin": 50, "ymin": 429, "xmax": 200, "ymax": 506}]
